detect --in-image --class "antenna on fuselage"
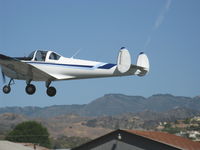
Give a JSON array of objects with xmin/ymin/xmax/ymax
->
[{"xmin": 71, "ymin": 49, "xmax": 82, "ymax": 59}]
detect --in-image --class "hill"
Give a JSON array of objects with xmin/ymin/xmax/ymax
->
[
  {"xmin": 1, "ymin": 107, "xmax": 199, "ymax": 139},
  {"xmin": 0, "ymin": 105, "xmax": 85, "ymax": 118},
  {"xmin": 0, "ymin": 113, "xmax": 27, "ymax": 136},
  {"xmin": 83, "ymin": 107, "xmax": 200, "ymax": 130},
  {"xmin": 82, "ymin": 94, "xmax": 146, "ymax": 116},
  {"xmin": 0, "ymin": 94, "xmax": 200, "ymax": 117}
]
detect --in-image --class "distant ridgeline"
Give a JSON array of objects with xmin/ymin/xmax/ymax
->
[{"xmin": 0, "ymin": 94, "xmax": 200, "ymax": 118}]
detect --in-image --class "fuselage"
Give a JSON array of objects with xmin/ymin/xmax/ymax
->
[{"xmin": 3, "ymin": 50, "xmax": 136, "ymax": 81}]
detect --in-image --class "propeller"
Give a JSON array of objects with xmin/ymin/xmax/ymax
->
[{"xmin": 1, "ymin": 67, "xmax": 6, "ymax": 84}]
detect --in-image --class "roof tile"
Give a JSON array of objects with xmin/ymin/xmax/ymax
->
[{"xmin": 125, "ymin": 130, "xmax": 200, "ymax": 150}]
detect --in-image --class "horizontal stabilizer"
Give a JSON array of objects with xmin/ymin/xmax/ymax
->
[{"xmin": 117, "ymin": 47, "xmax": 131, "ymax": 73}]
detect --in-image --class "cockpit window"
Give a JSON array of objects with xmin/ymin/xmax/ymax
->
[
  {"xmin": 28, "ymin": 51, "xmax": 35, "ymax": 59},
  {"xmin": 49, "ymin": 52, "xmax": 60, "ymax": 60},
  {"xmin": 35, "ymin": 51, "xmax": 47, "ymax": 61}
]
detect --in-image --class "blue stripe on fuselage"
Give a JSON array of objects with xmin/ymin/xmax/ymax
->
[
  {"xmin": 27, "ymin": 61, "xmax": 116, "ymax": 69},
  {"xmin": 27, "ymin": 62, "xmax": 93, "ymax": 68},
  {"xmin": 98, "ymin": 63, "xmax": 116, "ymax": 69}
]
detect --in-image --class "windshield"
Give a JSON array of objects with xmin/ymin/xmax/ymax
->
[
  {"xmin": 35, "ymin": 50, "xmax": 48, "ymax": 61},
  {"xmin": 28, "ymin": 51, "xmax": 35, "ymax": 59}
]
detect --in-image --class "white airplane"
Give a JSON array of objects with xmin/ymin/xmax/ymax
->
[{"xmin": 0, "ymin": 47, "xmax": 149, "ymax": 97}]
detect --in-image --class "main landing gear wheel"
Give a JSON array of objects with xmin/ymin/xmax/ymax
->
[
  {"xmin": 25, "ymin": 84, "xmax": 36, "ymax": 95},
  {"xmin": 46, "ymin": 86, "xmax": 56, "ymax": 97},
  {"xmin": 3, "ymin": 85, "xmax": 11, "ymax": 94},
  {"xmin": 2, "ymin": 78, "xmax": 14, "ymax": 94}
]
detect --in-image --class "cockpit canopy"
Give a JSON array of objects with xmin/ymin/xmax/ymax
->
[
  {"xmin": 28, "ymin": 50, "xmax": 61, "ymax": 61},
  {"xmin": 49, "ymin": 52, "xmax": 61, "ymax": 60}
]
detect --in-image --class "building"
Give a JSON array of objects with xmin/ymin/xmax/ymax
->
[
  {"xmin": 72, "ymin": 129, "xmax": 200, "ymax": 150},
  {"xmin": 0, "ymin": 141, "xmax": 49, "ymax": 150}
]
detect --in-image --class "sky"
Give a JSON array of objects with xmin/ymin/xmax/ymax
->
[{"xmin": 0, "ymin": 0, "xmax": 200, "ymax": 107}]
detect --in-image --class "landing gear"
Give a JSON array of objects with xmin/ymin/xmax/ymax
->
[
  {"xmin": 25, "ymin": 80, "xmax": 36, "ymax": 95},
  {"xmin": 2, "ymin": 78, "xmax": 14, "ymax": 94},
  {"xmin": 46, "ymin": 81, "xmax": 56, "ymax": 97},
  {"xmin": 3, "ymin": 85, "xmax": 11, "ymax": 94},
  {"xmin": 46, "ymin": 87, "xmax": 56, "ymax": 97},
  {"xmin": 25, "ymin": 84, "xmax": 36, "ymax": 95},
  {"xmin": 2, "ymin": 79, "xmax": 57, "ymax": 97}
]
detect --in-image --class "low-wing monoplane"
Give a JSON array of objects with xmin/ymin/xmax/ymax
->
[{"xmin": 0, "ymin": 47, "xmax": 149, "ymax": 97}]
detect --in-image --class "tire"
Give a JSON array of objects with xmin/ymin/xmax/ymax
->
[
  {"xmin": 26, "ymin": 84, "xmax": 36, "ymax": 95},
  {"xmin": 3, "ymin": 85, "xmax": 11, "ymax": 94},
  {"xmin": 46, "ymin": 86, "xmax": 56, "ymax": 97}
]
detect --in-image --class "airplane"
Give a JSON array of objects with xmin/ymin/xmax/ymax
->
[{"xmin": 0, "ymin": 47, "xmax": 149, "ymax": 97}]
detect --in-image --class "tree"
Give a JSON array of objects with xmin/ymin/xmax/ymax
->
[
  {"xmin": 52, "ymin": 136, "xmax": 91, "ymax": 149},
  {"xmin": 5, "ymin": 121, "xmax": 51, "ymax": 148}
]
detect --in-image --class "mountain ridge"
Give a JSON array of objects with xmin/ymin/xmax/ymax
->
[
  {"xmin": 0, "ymin": 94, "xmax": 200, "ymax": 117},
  {"xmin": 1, "ymin": 107, "xmax": 199, "ymax": 139}
]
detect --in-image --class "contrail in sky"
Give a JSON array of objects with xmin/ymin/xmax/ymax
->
[
  {"xmin": 143, "ymin": 0, "xmax": 172, "ymax": 49},
  {"xmin": 154, "ymin": 0, "xmax": 172, "ymax": 29}
]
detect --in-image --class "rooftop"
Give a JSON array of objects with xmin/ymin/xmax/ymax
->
[
  {"xmin": 0, "ymin": 141, "xmax": 49, "ymax": 150},
  {"xmin": 126, "ymin": 130, "xmax": 200, "ymax": 150}
]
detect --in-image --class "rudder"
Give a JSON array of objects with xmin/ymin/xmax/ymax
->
[
  {"xmin": 136, "ymin": 52, "xmax": 150, "ymax": 74},
  {"xmin": 117, "ymin": 47, "xmax": 131, "ymax": 73}
]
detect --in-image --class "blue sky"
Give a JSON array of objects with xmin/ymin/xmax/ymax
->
[{"xmin": 0, "ymin": 0, "xmax": 200, "ymax": 107}]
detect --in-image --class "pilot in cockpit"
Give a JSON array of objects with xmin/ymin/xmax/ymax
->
[{"xmin": 35, "ymin": 51, "xmax": 47, "ymax": 61}]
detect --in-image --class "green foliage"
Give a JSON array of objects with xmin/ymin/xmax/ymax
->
[
  {"xmin": 162, "ymin": 127, "xmax": 181, "ymax": 134},
  {"xmin": 174, "ymin": 120, "xmax": 179, "ymax": 124},
  {"xmin": 5, "ymin": 121, "xmax": 51, "ymax": 148},
  {"xmin": 164, "ymin": 123, "xmax": 172, "ymax": 128},
  {"xmin": 0, "ymin": 135, "xmax": 4, "ymax": 140},
  {"xmin": 184, "ymin": 118, "xmax": 191, "ymax": 124},
  {"xmin": 162, "ymin": 123, "xmax": 181, "ymax": 134},
  {"xmin": 52, "ymin": 136, "xmax": 91, "ymax": 149},
  {"xmin": 187, "ymin": 125, "xmax": 200, "ymax": 131}
]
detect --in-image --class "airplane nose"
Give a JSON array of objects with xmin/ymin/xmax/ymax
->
[{"xmin": 120, "ymin": 47, "xmax": 126, "ymax": 49}]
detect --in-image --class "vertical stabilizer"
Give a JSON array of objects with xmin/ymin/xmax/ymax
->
[
  {"xmin": 117, "ymin": 47, "xmax": 131, "ymax": 73},
  {"xmin": 136, "ymin": 52, "xmax": 150, "ymax": 74}
]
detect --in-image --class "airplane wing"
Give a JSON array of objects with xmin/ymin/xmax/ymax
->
[{"xmin": 0, "ymin": 54, "xmax": 56, "ymax": 81}]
